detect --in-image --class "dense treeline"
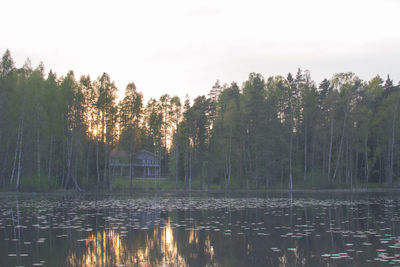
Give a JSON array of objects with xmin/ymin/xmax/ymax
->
[{"xmin": 0, "ymin": 49, "xmax": 399, "ymax": 191}]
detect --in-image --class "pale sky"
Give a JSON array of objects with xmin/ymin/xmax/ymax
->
[{"xmin": 1, "ymin": 0, "xmax": 399, "ymax": 101}]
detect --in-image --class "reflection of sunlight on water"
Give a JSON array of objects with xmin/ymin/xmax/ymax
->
[
  {"xmin": 189, "ymin": 227, "xmax": 198, "ymax": 245},
  {"xmin": 205, "ymin": 235, "xmax": 214, "ymax": 262},
  {"xmin": 67, "ymin": 218, "xmax": 191, "ymax": 266},
  {"xmin": 68, "ymin": 230, "xmax": 125, "ymax": 266},
  {"xmin": 161, "ymin": 219, "xmax": 186, "ymax": 266}
]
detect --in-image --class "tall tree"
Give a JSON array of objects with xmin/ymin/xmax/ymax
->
[{"xmin": 119, "ymin": 82, "xmax": 143, "ymax": 190}]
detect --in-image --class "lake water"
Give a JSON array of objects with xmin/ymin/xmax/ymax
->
[{"xmin": 1, "ymin": 192, "xmax": 400, "ymax": 266}]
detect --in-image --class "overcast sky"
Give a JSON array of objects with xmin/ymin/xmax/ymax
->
[{"xmin": 1, "ymin": 0, "xmax": 399, "ymax": 101}]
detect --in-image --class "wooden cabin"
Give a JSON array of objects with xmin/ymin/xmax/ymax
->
[{"xmin": 110, "ymin": 149, "xmax": 160, "ymax": 178}]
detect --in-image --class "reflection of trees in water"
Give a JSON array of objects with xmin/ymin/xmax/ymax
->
[
  {"xmin": 24, "ymin": 196, "xmax": 400, "ymax": 266},
  {"xmin": 67, "ymin": 218, "xmax": 217, "ymax": 266}
]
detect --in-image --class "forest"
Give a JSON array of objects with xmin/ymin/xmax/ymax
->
[{"xmin": 0, "ymin": 49, "xmax": 399, "ymax": 191}]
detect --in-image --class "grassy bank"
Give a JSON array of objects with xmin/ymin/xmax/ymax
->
[
  {"xmin": 106, "ymin": 176, "xmax": 399, "ymax": 193},
  {"xmin": 1, "ymin": 175, "xmax": 399, "ymax": 193}
]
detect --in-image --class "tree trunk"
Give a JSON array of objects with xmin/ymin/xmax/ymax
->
[
  {"xmin": 228, "ymin": 133, "xmax": 232, "ymax": 187},
  {"xmin": 64, "ymin": 131, "xmax": 74, "ymax": 189},
  {"xmin": 109, "ymin": 164, "xmax": 114, "ymax": 192},
  {"xmin": 303, "ymin": 120, "xmax": 307, "ymax": 182},
  {"xmin": 158, "ymin": 150, "xmax": 161, "ymax": 189},
  {"xmin": 242, "ymin": 137, "xmax": 248, "ymax": 190},
  {"xmin": 388, "ymin": 102, "xmax": 397, "ymax": 187},
  {"xmin": 349, "ymin": 141, "xmax": 353, "ymax": 189},
  {"xmin": 354, "ymin": 144, "xmax": 359, "ymax": 183},
  {"xmin": 96, "ymin": 113, "xmax": 100, "ymax": 188},
  {"xmin": 164, "ymin": 109, "xmax": 167, "ymax": 178},
  {"xmin": 102, "ymin": 114, "xmax": 106, "ymax": 188},
  {"xmin": 289, "ymin": 130, "xmax": 293, "ymax": 191},
  {"xmin": 332, "ymin": 112, "xmax": 347, "ymax": 182},
  {"xmin": 311, "ymin": 135, "xmax": 315, "ymax": 181},
  {"xmin": 159, "ymin": 161, "xmax": 161, "ymax": 189},
  {"xmin": 15, "ymin": 106, "xmax": 24, "ymax": 191},
  {"xmin": 224, "ymin": 148, "xmax": 228, "ymax": 188},
  {"xmin": 72, "ymin": 131, "xmax": 82, "ymax": 191},
  {"xmin": 10, "ymin": 103, "xmax": 25, "ymax": 191},
  {"xmin": 61, "ymin": 139, "xmax": 66, "ymax": 188},
  {"xmin": 129, "ymin": 141, "xmax": 133, "ymax": 191},
  {"xmin": 37, "ymin": 119, "xmax": 41, "ymax": 183},
  {"xmin": 0, "ymin": 143, "xmax": 9, "ymax": 187},
  {"xmin": 48, "ymin": 134, "xmax": 53, "ymax": 181},
  {"xmin": 364, "ymin": 136, "xmax": 369, "ymax": 188},
  {"xmin": 246, "ymin": 131, "xmax": 252, "ymax": 176},
  {"xmin": 224, "ymin": 134, "xmax": 232, "ymax": 188},
  {"xmin": 327, "ymin": 118, "xmax": 334, "ymax": 181},
  {"xmin": 184, "ymin": 144, "xmax": 187, "ymax": 188},
  {"xmin": 10, "ymin": 122, "xmax": 21, "ymax": 187},
  {"xmin": 189, "ymin": 144, "xmax": 192, "ymax": 191},
  {"xmin": 345, "ymin": 138, "xmax": 349, "ymax": 184},
  {"xmin": 86, "ymin": 141, "xmax": 90, "ymax": 187},
  {"xmin": 96, "ymin": 137, "xmax": 100, "ymax": 187},
  {"xmin": 280, "ymin": 155, "xmax": 284, "ymax": 188},
  {"xmin": 103, "ymin": 141, "xmax": 108, "ymax": 188},
  {"xmin": 175, "ymin": 137, "xmax": 178, "ymax": 188}
]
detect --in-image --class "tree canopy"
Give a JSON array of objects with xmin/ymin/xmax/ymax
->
[{"xmin": 1, "ymin": 50, "xmax": 399, "ymax": 191}]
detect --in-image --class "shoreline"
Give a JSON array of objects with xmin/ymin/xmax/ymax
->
[{"xmin": 1, "ymin": 187, "xmax": 400, "ymax": 196}]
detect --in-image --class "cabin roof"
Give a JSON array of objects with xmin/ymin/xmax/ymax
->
[
  {"xmin": 136, "ymin": 149, "xmax": 159, "ymax": 158},
  {"xmin": 110, "ymin": 149, "xmax": 159, "ymax": 159}
]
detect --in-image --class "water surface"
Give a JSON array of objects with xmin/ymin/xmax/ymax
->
[{"xmin": 1, "ymin": 192, "xmax": 400, "ymax": 266}]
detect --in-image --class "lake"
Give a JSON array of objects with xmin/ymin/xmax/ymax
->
[{"xmin": 1, "ymin": 192, "xmax": 400, "ymax": 266}]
